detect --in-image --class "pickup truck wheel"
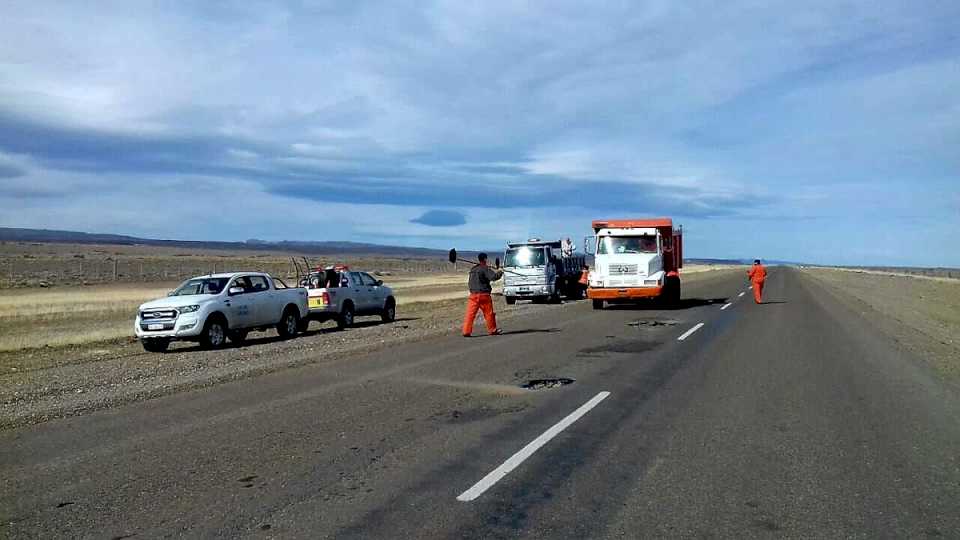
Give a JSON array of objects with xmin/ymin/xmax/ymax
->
[
  {"xmin": 228, "ymin": 330, "xmax": 248, "ymax": 345},
  {"xmin": 592, "ymin": 299, "xmax": 604, "ymax": 310},
  {"xmin": 200, "ymin": 318, "xmax": 228, "ymax": 349},
  {"xmin": 277, "ymin": 309, "xmax": 300, "ymax": 339},
  {"xmin": 141, "ymin": 338, "xmax": 170, "ymax": 353},
  {"xmin": 337, "ymin": 303, "xmax": 355, "ymax": 330},
  {"xmin": 505, "ymin": 296, "xmax": 516, "ymax": 305},
  {"xmin": 381, "ymin": 299, "xmax": 396, "ymax": 323}
]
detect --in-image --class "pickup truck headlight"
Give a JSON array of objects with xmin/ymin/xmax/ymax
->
[{"xmin": 179, "ymin": 305, "xmax": 200, "ymax": 313}]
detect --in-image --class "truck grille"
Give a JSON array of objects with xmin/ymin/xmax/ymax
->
[
  {"xmin": 608, "ymin": 264, "xmax": 639, "ymax": 275},
  {"xmin": 141, "ymin": 309, "xmax": 178, "ymax": 321}
]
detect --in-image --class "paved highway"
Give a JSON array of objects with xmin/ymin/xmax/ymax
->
[{"xmin": 3, "ymin": 268, "xmax": 959, "ymax": 538}]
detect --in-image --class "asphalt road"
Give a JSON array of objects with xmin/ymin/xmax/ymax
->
[{"xmin": 3, "ymin": 268, "xmax": 959, "ymax": 538}]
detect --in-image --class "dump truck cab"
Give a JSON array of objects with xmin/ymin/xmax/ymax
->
[
  {"xmin": 586, "ymin": 218, "xmax": 682, "ymax": 309},
  {"xmin": 502, "ymin": 238, "xmax": 586, "ymax": 304}
]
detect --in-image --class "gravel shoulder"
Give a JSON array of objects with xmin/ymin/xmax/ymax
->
[{"xmin": 800, "ymin": 267, "xmax": 960, "ymax": 381}]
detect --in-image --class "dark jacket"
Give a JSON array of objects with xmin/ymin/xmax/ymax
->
[{"xmin": 468, "ymin": 264, "xmax": 503, "ymax": 294}]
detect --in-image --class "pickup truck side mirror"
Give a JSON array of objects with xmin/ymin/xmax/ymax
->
[
  {"xmin": 375, "ymin": 280, "xmax": 383, "ymax": 286},
  {"xmin": 228, "ymin": 286, "xmax": 244, "ymax": 296},
  {"xmin": 167, "ymin": 291, "xmax": 174, "ymax": 297}
]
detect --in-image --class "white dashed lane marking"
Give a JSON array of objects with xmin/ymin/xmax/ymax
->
[
  {"xmin": 721, "ymin": 303, "xmax": 732, "ymax": 310},
  {"xmin": 677, "ymin": 322, "xmax": 705, "ymax": 341},
  {"xmin": 456, "ymin": 391, "xmax": 612, "ymax": 502}
]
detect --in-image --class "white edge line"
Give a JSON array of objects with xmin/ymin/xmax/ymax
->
[
  {"xmin": 748, "ymin": 285, "xmax": 753, "ymax": 289},
  {"xmin": 738, "ymin": 292, "xmax": 745, "ymax": 297},
  {"xmin": 456, "ymin": 391, "xmax": 611, "ymax": 502},
  {"xmin": 720, "ymin": 303, "xmax": 732, "ymax": 310},
  {"xmin": 677, "ymin": 322, "xmax": 705, "ymax": 341}
]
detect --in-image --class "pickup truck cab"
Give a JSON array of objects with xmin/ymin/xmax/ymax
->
[
  {"xmin": 300, "ymin": 266, "xmax": 396, "ymax": 329},
  {"xmin": 135, "ymin": 272, "xmax": 309, "ymax": 352}
]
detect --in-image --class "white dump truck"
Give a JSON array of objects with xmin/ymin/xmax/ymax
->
[
  {"xmin": 135, "ymin": 272, "xmax": 309, "ymax": 352},
  {"xmin": 502, "ymin": 238, "xmax": 586, "ymax": 304},
  {"xmin": 299, "ymin": 265, "xmax": 397, "ymax": 329},
  {"xmin": 586, "ymin": 218, "xmax": 683, "ymax": 309}
]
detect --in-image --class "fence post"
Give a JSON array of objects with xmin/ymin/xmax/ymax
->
[{"xmin": 113, "ymin": 258, "xmax": 119, "ymax": 281}]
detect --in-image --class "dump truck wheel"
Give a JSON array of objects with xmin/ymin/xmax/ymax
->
[
  {"xmin": 505, "ymin": 296, "xmax": 516, "ymax": 305},
  {"xmin": 592, "ymin": 299, "xmax": 604, "ymax": 310}
]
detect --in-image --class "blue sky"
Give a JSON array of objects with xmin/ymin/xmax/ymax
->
[{"xmin": 0, "ymin": 1, "xmax": 958, "ymax": 266}]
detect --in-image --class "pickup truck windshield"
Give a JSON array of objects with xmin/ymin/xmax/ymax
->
[
  {"xmin": 505, "ymin": 247, "xmax": 546, "ymax": 267},
  {"xmin": 172, "ymin": 277, "xmax": 230, "ymax": 296},
  {"xmin": 597, "ymin": 235, "xmax": 658, "ymax": 254}
]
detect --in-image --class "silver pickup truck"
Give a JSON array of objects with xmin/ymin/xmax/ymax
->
[
  {"xmin": 301, "ymin": 267, "xmax": 396, "ymax": 329},
  {"xmin": 135, "ymin": 272, "xmax": 309, "ymax": 352}
]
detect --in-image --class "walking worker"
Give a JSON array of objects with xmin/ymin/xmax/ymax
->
[
  {"xmin": 462, "ymin": 253, "xmax": 504, "ymax": 337},
  {"xmin": 579, "ymin": 264, "xmax": 590, "ymax": 288},
  {"xmin": 747, "ymin": 259, "xmax": 767, "ymax": 304}
]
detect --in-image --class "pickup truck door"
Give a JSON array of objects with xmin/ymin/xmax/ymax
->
[
  {"xmin": 246, "ymin": 275, "xmax": 276, "ymax": 326},
  {"xmin": 361, "ymin": 272, "xmax": 385, "ymax": 310},
  {"xmin": 224, "ymin": 276, "xmax": 255, "ymax": 329},
  {"xmin": 348, "ymin": 272, "xmax": 373, "ymax": 311}
]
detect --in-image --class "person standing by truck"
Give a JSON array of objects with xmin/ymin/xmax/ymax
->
[
  {"xmin": 462, "ymin": 253, "xmax": 504, "ymax": 337},
  {"xmin": 747, "ymin": 259, "xmax": 767, "ymax": 304}
]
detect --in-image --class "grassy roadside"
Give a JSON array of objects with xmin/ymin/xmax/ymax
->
[{"xmin": 801, "ymin": 267, "xmax": 960, "ymax": 380}]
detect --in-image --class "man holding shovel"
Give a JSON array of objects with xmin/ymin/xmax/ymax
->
[{"xmin": 462, "ymin": 253, "xmax": 504, "ymax": 337}]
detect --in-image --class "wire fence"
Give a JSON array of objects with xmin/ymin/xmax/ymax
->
[{"xmin": 0, "ymin": 256, "xmax": 456, "ymax": 288}]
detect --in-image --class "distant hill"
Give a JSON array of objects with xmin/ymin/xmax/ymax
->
[{"xmin": 0, "ymin": 227, "xmax": 450, "ymax": 257}]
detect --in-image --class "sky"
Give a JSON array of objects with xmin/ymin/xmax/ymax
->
[{"xmin": 0, "ymin": 1, "xmax": 958, "ymax": 267}]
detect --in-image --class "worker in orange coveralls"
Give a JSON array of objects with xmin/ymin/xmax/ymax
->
[
  {"xmin": 462, "ymin": 253, "xmax": 504, "ymax": 337},
  {"xmin": 747, "ymin": 259, "xmax": 767, "ymax": 304},
  {"xmin": 579, "ymin": 265, "xmax": 590, "ymax": 293}
]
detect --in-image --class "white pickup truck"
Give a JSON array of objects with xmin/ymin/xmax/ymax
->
[
  {"xmin": 300, "ymin": 266, "xmax": 396, "ymax": 329},
  {"xmin": 135, "ymin": 272, "xmax": 309, "ymax": 352}
]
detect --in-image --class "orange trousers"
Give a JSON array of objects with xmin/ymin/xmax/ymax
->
[
  {"xmin": 462, "ymin": 293, "xmax": 498, "ymax": 336},
  {"xmin": 752, "ymin": 280, "xmax": 764, "ymax": 304}
]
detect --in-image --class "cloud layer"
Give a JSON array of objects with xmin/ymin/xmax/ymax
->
[{"xmin": 1, "ymin": 1, "xmax": 958, "ymax": 265}]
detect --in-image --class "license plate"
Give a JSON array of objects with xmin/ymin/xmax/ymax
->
[
  {"xmin": 309, "ymin": 298, "xmax": 326, "ymax": 308},
  {"xmin": 148, "ymin": 323, "xmax": 164, "ymax": 331}
]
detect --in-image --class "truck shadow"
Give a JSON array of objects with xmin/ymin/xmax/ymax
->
[
  {"xmin": 604, "ymin": 297, "xmax": 729, "ymax": 311},
  {"xmin": 499, "ymin": 328, "xmax": 561, "ymax": 335}
]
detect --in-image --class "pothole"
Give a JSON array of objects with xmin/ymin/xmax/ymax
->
[
  {"xmin": 521, "ymin": 378, "xmax": 575, "ymax": 390},
  {"xmin": 628, "ymin": 318, "xmax": 679, "ymax": 328}
]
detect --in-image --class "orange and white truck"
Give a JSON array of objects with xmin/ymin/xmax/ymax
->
[{"xmin": 586, "ymin": 218, "xmax": 683, "ymax": 309}]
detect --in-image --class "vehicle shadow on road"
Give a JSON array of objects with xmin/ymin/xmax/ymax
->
[
  {"xmin": 605, "ymin": 298, "xmax": 729, "ymax": 311},
  {"xmin": 759, "ymin": 301, "xmax": 788, "ymax": 305},
  {"xmin": 349, "ymin": 317, "xmax": 420, "ymax": 329},
  {"xmin": 498, "ymin": 328, "xmax": 561, "ymax": 336}
]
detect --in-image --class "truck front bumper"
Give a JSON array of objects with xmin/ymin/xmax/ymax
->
[
  {"xmin": 504, "ymin": 285, "xmax": 553, "ymax": 297},
  {"xmin": 587, "ymin": 286, "xmax": 663, "ymax": 300},
  {"xmin": 134, "ymin": 314, "xmax": 203, "ymax": 340}
]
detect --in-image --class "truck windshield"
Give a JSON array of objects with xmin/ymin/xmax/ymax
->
[
  {"xmin": 171, "ymin": 277, "xmax": 230, "ymax": 296},
  {"xmin": 597, "ymin": 235, "xmax": 658, "ymax": 254},
  {"xmin": 504, "ymin": 247, "xmax": 546, "ymax": 267}
]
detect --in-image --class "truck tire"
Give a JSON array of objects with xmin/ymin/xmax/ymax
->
[
  {"xmin": 381, "ymin": 298, "xmax": 396, "ymax": 323},
  {"xmin": 200, "ymin": 316, "xmax": 228, "ymax": 349},
  {"xmin": 592, "ymin": 299, "xmax": 604, "ymax": 310},
  {"xmin": 505, "ymin": 296, "xmax": 516, "ymax": 305},
  {"xmin": 141, "ymin": 338, "xmax": 170, "ymax": 353},
  {"xmin": 277, "ymin": 308, "xmax": 300, "ymax": 339},
  {"xmin": 662, "ymin": 276, "xmax": 681, "ymax": 307},
  {"xmin": 337, "ymin": 302, "xmax": 355, "ymax": 330},
  {"xmin": 228, "ymin": 330, "xmax": 248, "ymax": 345}
]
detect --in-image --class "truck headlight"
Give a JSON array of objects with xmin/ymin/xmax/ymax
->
[{"xmin": 179, "ymin": 305, "xmax": 200, "ymax": 313}]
